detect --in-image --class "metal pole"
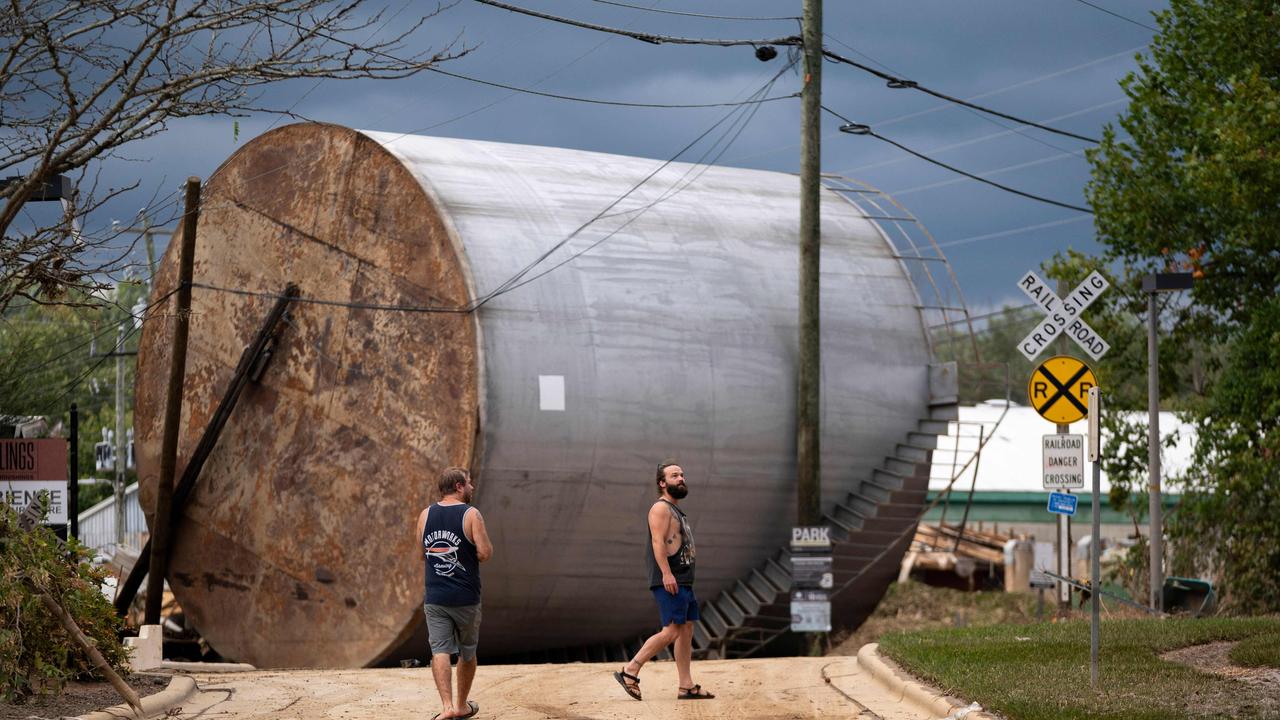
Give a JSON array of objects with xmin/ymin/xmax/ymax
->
[
  {"xmin": 1089, "ymin": 388, "xmax": 1101, "ymax": 689},
  {"xmin": 797, "ymin": 0, "xmax": 823, "ymax": 527},
  {"xmin": 1146, "ymin": 291, "xmax": 1163, "ymax": 612},
  {"xmin": 68, "ymin": 403, "xmax": 78, "ymax": 540},
  {"xmin": 113, "ymin": 324, "xmax": 126, "ymax": 548},
  {"xmin": 1057, "ymin": 421, "xmax": 1070, "ymax": 614},
  {"xmin": 141, "ymin": 212, "xmax": 156, "ymax": 289},
  {"xmin": 147, "ymin": 177, "xmax": 200, "ymax": 625}
]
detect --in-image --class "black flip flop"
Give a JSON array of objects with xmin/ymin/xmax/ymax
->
[
  {"xmin": 613, "ymin": 669, "xmax": 642, "ymax": 700},
  {"xmin": 678, "ymin": 684, "xmax": 715, "ymax": 700},
  {"xmin": 457, "ymin": 700, "xmax": 479, "ymax": 718}
]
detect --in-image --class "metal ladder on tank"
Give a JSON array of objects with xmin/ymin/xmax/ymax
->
[{"xmin": 680, "ymin": 176, "xmax": 1010, "ymax": 659}]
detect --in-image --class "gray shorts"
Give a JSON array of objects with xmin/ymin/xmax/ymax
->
[{"xmin": 424, "ymin": 603, "xmax": 481, "ymax": 660}]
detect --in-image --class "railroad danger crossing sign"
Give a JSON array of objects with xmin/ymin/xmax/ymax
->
[
  {"xmin": 1017, "ymin": 270, "xmax": 1111, "ymax": 361},
  {"xmin": 1029, "ymin": 355, "xmax": 1098, "ymax": 424}
]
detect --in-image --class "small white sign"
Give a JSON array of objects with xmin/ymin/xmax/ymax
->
[
  {"xmin": 538, "ymin": 374, "xmax": 565, "ymax": 412},
  {"xmin": 790, "ymin": 590, "xmax": 831, "ymax": 632},
  {"xmin": 790, "ymin": 525, "xmax": 831, "ymax": 549},
  {"xmin": 2, "ymin": 481, "xmax": 68, "ymax": 525},
  {"xmin": 1042, "ymin": 434, "xmax": 1085, "ymax": 489}
]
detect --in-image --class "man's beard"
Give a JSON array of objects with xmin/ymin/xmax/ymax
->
[{"xmin": 668, "ymin": 483, "xmax": 688, "ymax": 499}]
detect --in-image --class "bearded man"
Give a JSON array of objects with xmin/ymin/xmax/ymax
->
[{"xmin": 612, "ymin": 460, "xmax": 715, "ymax": 702}]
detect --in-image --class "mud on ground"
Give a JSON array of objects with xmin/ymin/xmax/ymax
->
[
  {"xmin": 0, "ymin": 673, "xmax": 169, "ymax": 720},
  {"xmin": 1161, "ymin": 641, "xmax": 1280, "ymax": 719}
]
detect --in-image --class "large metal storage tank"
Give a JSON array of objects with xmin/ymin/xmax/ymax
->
[{"xmin": 134, "ymin": 122, "xmax": 934, "ymax": 668}]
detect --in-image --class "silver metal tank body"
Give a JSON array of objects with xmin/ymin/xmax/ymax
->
[{"xmin": 134, "ymin": 123, "xmax": 931, "ymax": 666}]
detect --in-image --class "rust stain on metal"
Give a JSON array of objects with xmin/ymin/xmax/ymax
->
[{"xmin": 136, "ymin": 124, "xmax": 479, "ymax": 668}]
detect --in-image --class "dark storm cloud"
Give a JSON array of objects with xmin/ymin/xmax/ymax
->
[{"xmin": 80, "ymin": 0, "xmax": 1165, "ymax": 305}]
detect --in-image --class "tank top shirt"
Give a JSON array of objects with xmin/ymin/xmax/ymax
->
[
  {"xmin": 422, "ymin": 502, "xmax": 481, "ymax": 606},
  {"xmin": 646, "ymin": 499, "xmax": 696, "ymax": 589}
]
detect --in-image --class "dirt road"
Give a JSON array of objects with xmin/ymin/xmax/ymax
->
[{"xmin": 165, "ymin": 657, "xmax": 935, "ymax": 719}]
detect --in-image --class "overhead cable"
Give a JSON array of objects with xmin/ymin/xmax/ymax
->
[
  {"xmin": 1069, "ymin": 0, "xmax": 1158, "ymax": 31},
  {"xmin": 425, "ymin": 65, "xmax": 797, "ymax": 108},
  {"xmin": 587, "ymin": 0, "xmax": 799, "ymax": 22},
  {"xmin": 465, "ymin": 2, "xmax": 1100, "ymax": 143},
  {"xmin": 214, "ymin": 65, "xmax": 794, "ymax": 314},
  {"xmin": 936, "ymin": 216, "xmax": 1093, "ymax": 249},
  {"xmin": 824, "ymin": 107, "xmax": 1093, "ymax": 214},
  {"xmin": 822, "ymin": 49, "xmax": 1102, "ymax": 144},
  {"xmin": 470, "ymin": 0, "xmax": 799, "ymax": 46}
]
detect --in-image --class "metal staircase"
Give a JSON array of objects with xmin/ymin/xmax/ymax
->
[{"xmin": 690, "ymin": 395, "xmax": 959, "ymax": 659}]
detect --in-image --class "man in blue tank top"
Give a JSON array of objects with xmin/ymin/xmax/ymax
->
[
  {"xmin": 415, "ymin": 467, "xmax": 493, "ymax": 720},
  {"xmin": 613, "ymin": 460, "xmax": 716, "ymax": 701}
]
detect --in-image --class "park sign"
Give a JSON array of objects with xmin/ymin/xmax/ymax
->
[
  {"xmin": 1016, "ymin": 270, "xmax": 1111, "ymax": 361},
  {"xmin": 1, "ymin": 438, "xmax": 69, "ymax": 525}
]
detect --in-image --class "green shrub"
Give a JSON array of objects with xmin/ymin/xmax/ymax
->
[{"xmin": 0, "ymin": 507, "xmax": 129, "ymax": 701}]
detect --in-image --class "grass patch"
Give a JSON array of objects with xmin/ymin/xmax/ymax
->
[
  {"xmin": 1230, "ymin": 631, "xmax": 1280, "ymax": 668},
  {"xmin": 879, "ymin": 616, "xmax": 1280, "ymax": 720}
]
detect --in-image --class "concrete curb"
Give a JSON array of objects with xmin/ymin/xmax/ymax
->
[
  {"xmin": 855, "ymin": 643, "xmax": 998, "ymax": 720},
  {"xmin": 76, "ymin": 674, "xmax": 198, "ymax": 720}
]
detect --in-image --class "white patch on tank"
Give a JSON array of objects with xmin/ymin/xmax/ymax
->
[{"xmin": 539, "ymin": 374, "xmax": 565, "ymax": 411}]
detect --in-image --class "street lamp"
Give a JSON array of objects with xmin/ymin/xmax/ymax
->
[{"xmin": 1142, "ymin": 271, "xmax": 1194, "ymax": 612}]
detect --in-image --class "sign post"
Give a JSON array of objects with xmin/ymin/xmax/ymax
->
[
  {"xmin": 1018, "ymin": 267, "xmax": 1110, "ymax": 615},
  {"xmin": 1088, "ymin": 386, "xmax": 1102, "ymax": 688},
  {"xmin": 790, "ymin": 526, "xmax": 832, "ymax": 642}
]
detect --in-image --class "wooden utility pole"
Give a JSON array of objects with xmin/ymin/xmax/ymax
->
[
  {"xmin": 147, "ymin": 177, "xmax": 200, "ymax": 625},
  {"xmin": 797, "ymin": 0, "xmax": 823, "ymax": 526}
]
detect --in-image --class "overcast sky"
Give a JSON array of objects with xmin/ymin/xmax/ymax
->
[{"xmin": 78, "ymin": 0, "xmax": 1167, "ymax": 313}]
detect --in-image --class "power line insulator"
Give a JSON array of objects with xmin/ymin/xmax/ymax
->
[{"xmin": 755, "ymin": 45, "xmax": 778, "ymax": 62}]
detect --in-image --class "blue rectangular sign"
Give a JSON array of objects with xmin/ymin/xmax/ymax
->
[{"xmin": 1048, "ymin": 491, "xmax": 1078, "ymax": 516}]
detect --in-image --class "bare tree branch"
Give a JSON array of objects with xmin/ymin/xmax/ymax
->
[{"xmin": 1, "ymin": 0, "xmax": 467, "ymax": 310}]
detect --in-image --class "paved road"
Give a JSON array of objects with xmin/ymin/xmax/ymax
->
[{"xmin": 166, "ymin": 657, "xmax": 934, "ymax": 719}]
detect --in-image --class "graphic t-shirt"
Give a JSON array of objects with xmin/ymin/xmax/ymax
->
[{"xmin": 422, "ymin": 502, "xmax": 481, "ymax": 606}]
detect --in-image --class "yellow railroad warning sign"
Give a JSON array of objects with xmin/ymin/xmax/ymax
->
[{"xmin": 1028, "ymin": 355, "xmax": 1098, "ymax": 424}]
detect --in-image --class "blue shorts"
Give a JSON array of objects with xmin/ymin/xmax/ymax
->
[{"xmin": 651, "ymin": 586, "xmax": 700, "ymax": 626}]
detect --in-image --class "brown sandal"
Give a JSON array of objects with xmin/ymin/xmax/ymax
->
[{"xmin": 678, "ymin": 684, "xmax": 715, "ymax": 699}]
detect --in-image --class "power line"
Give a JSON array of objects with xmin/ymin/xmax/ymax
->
[
  {"xmin": 1069, "ymin": 0, "xmax": 1158, "ymax": 32},
  {"xmin": 500, "ymin": 68, "xmax": 781, "ymax": 295},
  {"xmin": 821, "ymin": 49, "xmax": 1102, "ymax": 144},
  {"xmin": 836, "ymin": 98, "xmax": 1124, "ymax": 176},
  {"xmin": 824, "ymin": 107, "xmax": 1093, "ymax": 214},
  {"xmin": 6, "ymin": 286, "xmax": 180, "ymax": 378},
  {"xmin": 936, "ymin": 216, "xmax": 1093, "ymax": 249},
  {"xmin": 470, "ymin": 0, "xmax": 799, "ymax": 47},
  {"xmin": 586, "ymin": 0, "xmax": 798, "ymax": 22},
  {"xmin": 213, "ymin": 64, "xmax": 794, "ymax": 315},
  {"xmin": 467, "ymin": 1, "xmax": 1099, "ymax": 146},
  {"xmin": 424, "ymin": 65, "xmax": 797, "ymax": 108},
  {"xmin": 36, "ymin": 287, "xmax": 181, "ymax": 414},
  {"xmin": 889, "ymin": 148, "xmax": 1087, "ymax": 197}
]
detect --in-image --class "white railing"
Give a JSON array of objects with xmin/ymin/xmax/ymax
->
[{"xmin": 78, "ymin": 482, "xmax": 146, "ymax": 557}]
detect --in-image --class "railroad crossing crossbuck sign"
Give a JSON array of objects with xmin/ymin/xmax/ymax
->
[
  {"xmin": 1017, "ymin": 269, "xmax": 1111, "ymax": 361},
  {"xmin": 1029, "ymin": 355, "xmax": 1098, "ymax": 424}
]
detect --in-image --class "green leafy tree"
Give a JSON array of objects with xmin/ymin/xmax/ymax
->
[
  {"xmin": 1, "ymin": 281, "xmax": 147, "ymax": 508},
  {"xmin": 1084, "ymin": 0, "xmax": 1280, "ymax": 612}
]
